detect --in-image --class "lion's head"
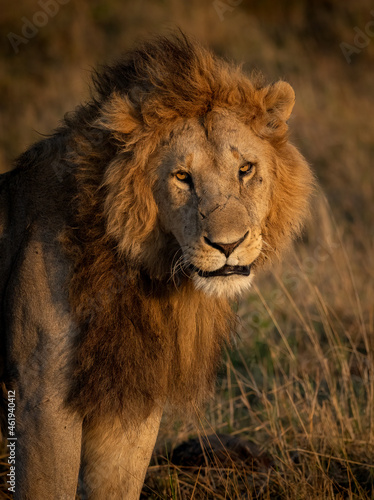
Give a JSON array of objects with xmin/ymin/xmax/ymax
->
[{"xmin": 79, "ymin": 35, "xmax": 314, "ymax": 298}]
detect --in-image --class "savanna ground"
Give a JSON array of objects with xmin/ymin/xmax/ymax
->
[{"xmin": 1, "ymin": 1, "xmax": 374, "ymax": 498}]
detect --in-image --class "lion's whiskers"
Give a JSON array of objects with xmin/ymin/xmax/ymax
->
[
  {"xmin": 261, "ymin": 239, "xmax": 276, "ymax": 255},
  {"xmin": 169, "ymin": 251, "xmax": 191, "ymax": 289}
]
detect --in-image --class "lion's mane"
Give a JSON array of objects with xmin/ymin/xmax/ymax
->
[{"xmin": 60, "ymin": 34, "xmax": 313, "ymax": 421}]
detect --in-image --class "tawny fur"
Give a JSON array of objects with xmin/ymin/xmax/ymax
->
[{"xmin": 1, "ymin": 34, "xmax": 314, "ymax": 429}]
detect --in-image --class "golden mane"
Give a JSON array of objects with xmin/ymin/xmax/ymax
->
[{"xmin": 61, "ymin": 34, "xmax": 313, "ymax": 421}]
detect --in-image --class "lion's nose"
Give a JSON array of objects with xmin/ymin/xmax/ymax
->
[{"xmin": 204, "ymin": 231, "xmax": 249, "ymax": 258}]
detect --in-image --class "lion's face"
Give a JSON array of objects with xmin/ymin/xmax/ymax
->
[
  {"xmin": 101, "ymin": 76, "xmax": 312, "ymax": 300},
  {"xmin": 153, "ymin": 110, "xmax": 273, "ymax": 297}
]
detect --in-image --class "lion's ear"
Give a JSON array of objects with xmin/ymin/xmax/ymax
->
[
  {"xmin": 265, "ymin": 81, "xmax": 295, "ymax": 123},
  {"xmin": 99, "ymin": 93, "xmax": 140, "ymax": 135}
]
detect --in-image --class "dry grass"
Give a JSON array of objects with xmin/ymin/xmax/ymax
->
[{"xmin": 1, "ymin": 0, "xmax": 373, "ymax": 498}]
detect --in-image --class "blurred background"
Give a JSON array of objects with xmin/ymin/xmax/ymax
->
[{"xmin": 1, "ymin": 1, "xmax": 374, "ymax": 498}]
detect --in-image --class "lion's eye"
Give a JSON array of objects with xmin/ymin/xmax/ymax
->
[
  {"xmin": 176, "ymin": 171, "xmax": 191, "ymax": 183},
  {"xmin": 239, "ymin": 162, "xmax": 255, "ymax": 177}
]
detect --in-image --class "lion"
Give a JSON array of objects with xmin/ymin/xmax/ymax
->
[{"xmin": 0, "ymin": 34, "xmax": 314, "ymax": 499}]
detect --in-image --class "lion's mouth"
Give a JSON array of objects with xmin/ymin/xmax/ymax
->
[{"xmin": 192, "ymin": 264, "xmax": 252, "ymax": 278}]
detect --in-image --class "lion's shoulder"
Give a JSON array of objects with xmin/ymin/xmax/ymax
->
[{"xmin": 0, "ymin": 136, "xmax": 76, "ymax": 341}]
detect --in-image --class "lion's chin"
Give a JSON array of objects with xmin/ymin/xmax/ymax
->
[{"xmin": 192, "ymin": 273, "xmax": 254, "ymax": 298}]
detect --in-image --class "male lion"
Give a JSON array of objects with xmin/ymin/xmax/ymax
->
[{"xmin": 0, "ymin": 34, "xmax": 313, "ymax": 499}]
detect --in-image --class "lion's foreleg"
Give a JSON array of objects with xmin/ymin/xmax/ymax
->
[
  {"xmin": 13, "ymin": 389, "xmax": 82, "ymax": 500},
  {"xmin": 79, "ymin": 406, "xmax": 163, "ymax": 500},
  {"xmin": 5, "ymin": 235, "xmax": 83, "ymax": 499},
  {"xmin": 8, "ymin": 320, "xmax": 83, "ymax": 500}
]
